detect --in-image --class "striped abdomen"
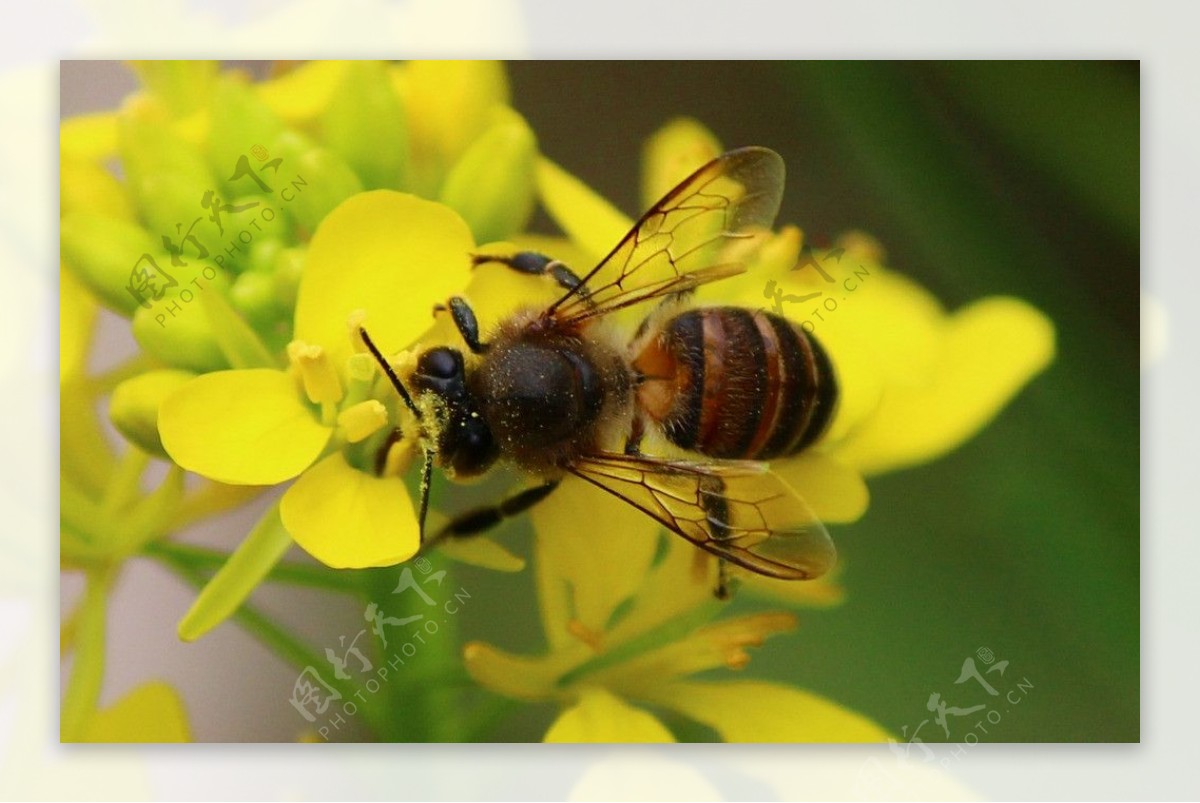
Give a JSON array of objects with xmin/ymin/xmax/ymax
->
[{"xmin": 632, "ymin": 307, "xmax": 837, "ymax": 461}]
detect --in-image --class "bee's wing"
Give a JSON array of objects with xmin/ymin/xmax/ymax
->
[
  {"xmin": 547, "ymin": 147, "xmax": 785, "ymax": 326},
  {"xmin": 567, "ymin": 451, "xmax": 834, "ymax": 580}
]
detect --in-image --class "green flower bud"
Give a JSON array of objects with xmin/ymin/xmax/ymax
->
[
  {"xmin": 207, "ymin": 74, "xmax": 286, "ymax": 183},
  {"xmin": 132, "ymin": 288, "xmax": 227, "ymax": 373},
  {"xmin": 641, "ymin": 117, "xmax": 723, "ymax": 210},
  {"xmin": 323, "ymin": 60, "xmax": 410, "ymax": 191},
  {"xmin": 439, "ymin": 107, "xmax": 537, "ymax": 244},
  {"xmin": 61, "ymin": 212, "xmax": 163, "ymax": 317},
  {"xmin": 268, "ymin": 131, "xmax": 363, "ymax": 232},
  {"xmin": 109, "ymin": 369, "xmax": 196, "ymax": 458},
  {"xmin": 271, "ymin": 247, "xmax": 305, "ymax": 311},
  {"xmin": 247, "ymin": 238, "xmax": 284, "ymax": 274},
  {"xmin": 129, "ymin": 61, "xmax": 218, "ymax": 117},
  {"xmin": 402, "ymin": 60, "xmax": 509, "ymax": 195},
  {"xmin": 118, "ymin": 112, "xmax": 216, "ymax": 234},
  {"xmin": 230, "ymin": 270, "xmax": 280, "ymax": 330}
]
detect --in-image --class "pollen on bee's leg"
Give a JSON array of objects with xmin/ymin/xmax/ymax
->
[{"xmin": 566, "ymin": 619, "xmax": 603, "ymax": 651}]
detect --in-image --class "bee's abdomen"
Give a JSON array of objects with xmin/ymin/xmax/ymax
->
[{"xmin": 637, "ymin": 307, "xmax": 837, "ymax": 461}]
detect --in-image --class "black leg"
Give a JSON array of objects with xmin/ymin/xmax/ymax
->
[
  {"xmin": 447, "ymin": 296, "xmax": 488, "ymax": 354},
  {"xmin": 472, "ymin": 251, "xmax": 592, "ymax": 303},
  {"xmin": 714, "ymin": 557, "xmax": 735, "ymax": 600},
  {"xmin": 624, "ymin": 415, "xmax": 646, "ymax": 456},
  {"xmin": 423, "ymin": 481, "xmax": 560, "ymax": 552}
]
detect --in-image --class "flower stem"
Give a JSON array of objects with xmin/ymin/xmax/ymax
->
[
  {"xmin": 61, "ymin": 567, "xmax": 115, "ymax": 741},
  {"xmin": 157, "ymin": 554, "xmax": 391, "ymax": 739},
  {"xmin": 144, "ymin": 541, "xmax": 363, "ymax": 594}
]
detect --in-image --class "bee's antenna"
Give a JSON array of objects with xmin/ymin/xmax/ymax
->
[
  {"xmin": 417, "ymin": 449, "xmax": 434, "ymax": 540},
  {"xmin": 358, "ymin": 326, "xmax": 422, "ymax": 422}
]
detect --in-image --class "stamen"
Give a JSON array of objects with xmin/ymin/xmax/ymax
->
[
  {"xmin": 286, "ymin": 340, "xmax": 343, "ymax": 404},
  {"xmin": 336, "ymin": 400, "xmax": 389, "ymax": 443}
]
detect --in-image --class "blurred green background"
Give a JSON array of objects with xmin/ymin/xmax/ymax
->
[{"xmin": 442, "ymin": 61, "xmax": 1137, "ymax": 743}]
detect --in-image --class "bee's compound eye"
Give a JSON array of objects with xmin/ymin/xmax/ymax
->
[{"xmin": 419, "ymin": 347, "xmax": 460, "ymax": 380}]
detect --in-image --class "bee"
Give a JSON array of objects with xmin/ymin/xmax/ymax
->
[{"xmin": 359, "ymin": 147, "xmax": 838, "ymax": 597}]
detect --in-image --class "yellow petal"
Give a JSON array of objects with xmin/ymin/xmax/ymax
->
[
  {"xmin": 81, "ymin": 682, "xmax": 191, "ymax": 743},
  {"xmin": 59, "ymin": 265, "xmax": 96, "ymax": 382},
  {"xmin": 60, "ymin": 157, "xmax": 134, "ymax": 221},
  {"xmin": 536, "ymin": 157, "xmax": 632, "ymax": 264},
  {"xmin": 771, "ymin": 451, "xmax": 868, "ymax": 524},
  {"xmin": 160, "ymin": 369, "xmax": 331, "ymax": 484},
  {"xmin": 544, "ymin": 687, "xmax": 675, "ymax": 743},
  {"xmin": 436, "ymin": 535, "xmax": 526, "ymax": 572},
  {"xmin": 601, "ymin": 612, "xmax": 796, "ymax": 694},
  {"xmin": 462, "ymin": 640, "xmax": 578, "ymax": 702},
  {"xmin": 60, "ymin": 112, "xmax": 118, "ymax": 161},
  {"xmin": 531, "ymin": 475, "xmax": 661, "ymax": 650},
  {"xmin": 294, "ymin": 191, "xmax": 475, "ymax": 367},
  {"xmin": 641, "ymin": 117, "xmax": 723, "ymax": 210},
  {"xmin": 831, "ymin": 297, "xmax": 1055, "ymax": 475},
  {"xmin": 258, "ymin": 60, "xmax": 351, "ymax": 124},
  {"xmin": 645, "ymin": 680, "xmax": 890, "ymax": 743},
  {"xmin": 280, "ymin": 452, "xmax": 419, "ymax": 568}
]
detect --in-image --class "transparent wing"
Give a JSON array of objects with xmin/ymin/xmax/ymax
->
[
  {"xmin": 547, "ymin": 147, "xmax": 785, "ymax": 326},
  {"xmin": 567, "ymin": 451, "xmax": 835, "ymax": 580}
]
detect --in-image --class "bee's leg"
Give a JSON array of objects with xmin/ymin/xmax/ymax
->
[
  {"xmin": 624, "ymin": 415, "xmax": 646, "ymax": 456},
  {"xmin": 445, "ymin": 296, "xmax": 489, "ymax": 354},
  {"xmin": 423, "ymin": 481, "xmax": 560, "ymax": 551},
  {"xmin": 472, "ymin": 251, "xmax": 593, "ymax": 305},
  {"xmin": 714, "ymin": 558, "xmax": 735, "ymax": 601}
]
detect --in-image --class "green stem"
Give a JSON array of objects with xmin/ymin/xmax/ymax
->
[
  {"xmin": 144, "ymin": 540, "xmax": 363, "ymax": 594},
  {"xmin": 100, "ymin": 448, "xmax": 150, "ymax": 518},
  {"xmin": 158, "ymin": 554, "xmax": 391, "ymax": 739},
  {"xmin": 61, "ymin": 567, "xmax": 115, "ymax": 741}
]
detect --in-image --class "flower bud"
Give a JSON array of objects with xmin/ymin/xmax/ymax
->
[
  {"xmin": 268, "ymin": 131, "xmax": 363, "ymax": 232},
  {"xmin": 399, "ymin": 60, "xmax": 509, "ymax": 195},
  {"xmin": 229, "ymin": 270, "xmax": 279, "ymax": 330},
  {"xmin": 439, "ymin": 107, "xmax": 537, "ymax": 244},
  {"xmin": 271, "ymin": 247, "xmax": 305, "ymax": 311},
  {"xmin": 323, "ymin": 60, "xmax": 410, "ymax": 190},
  {"xmin": 109, "ymin": 369, "xmax": 196, "ymax": 458},
  {"xmin": 129, "ymin": 60, "xmax": 218, "ymax": 117},
  {"xmin": 118, "ymin": 111, "xmax": 216, "ymax": 235},
  {"xmin": 132, "ymin": 294, "xmax": 227, "ymax": 373},
  {"xmin": 207, "ymin": 74, "xmax": 285, "ymax": 182},
  {"xmin": 61, "ymin": 212, "xmax": 163, "ymax": 317}
]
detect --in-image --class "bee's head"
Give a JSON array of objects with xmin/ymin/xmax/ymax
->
[{"xmin": 411, "ymin": 346, "xmax": 498, "ymax": 478}]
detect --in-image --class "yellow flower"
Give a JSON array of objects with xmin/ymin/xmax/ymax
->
[
  {"xmin": 159, "ymin": 191, "xmax": 475, "ymax": 569},
  {"xmin": 77, "ymin": 682, "xmax": 192, "ymax": 743},
  {"xmin": 466, "ymin": 528, "xmax": 888, "ymax": 742}
]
